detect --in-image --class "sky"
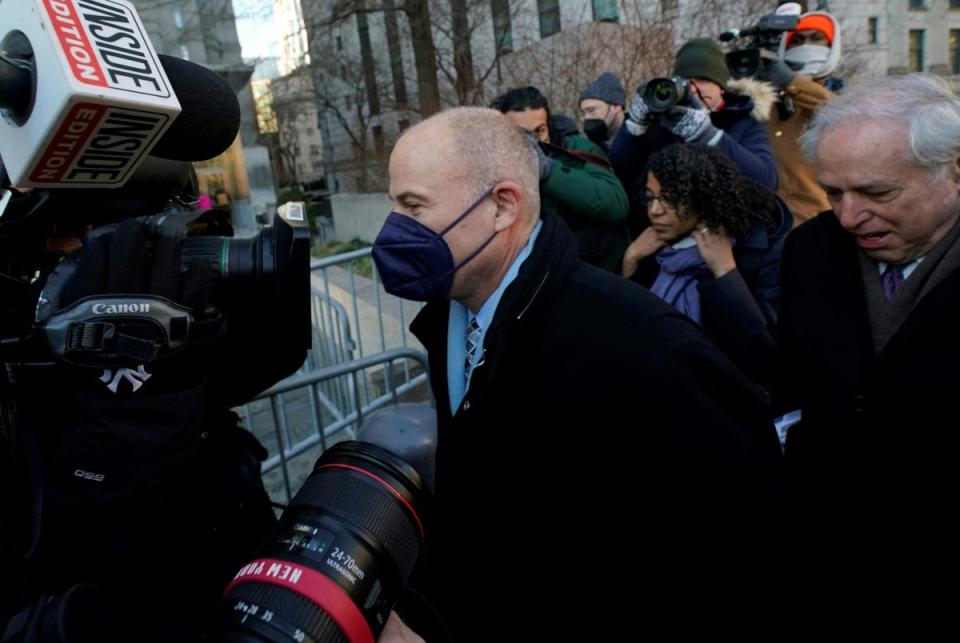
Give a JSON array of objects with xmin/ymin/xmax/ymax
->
[{"xmin": 234, "ymin": 0, "xmax": 281, "ymax": 61}]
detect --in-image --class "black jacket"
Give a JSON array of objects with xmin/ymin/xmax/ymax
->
[
  {"xmin": 410, "ymin": 211, "xmax": 783, "ymax": 639},
  {"xmin": 633, "ymin": 197, "xmax": 792, "ymax": 383},
  {"xmin": 779, "ymin": 212, "xmax": 960, "ymax": 548}
]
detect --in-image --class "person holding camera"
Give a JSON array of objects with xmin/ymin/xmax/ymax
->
[
  {"xmin": 610, "ymin": 37, "xmax": 778, "ymax": 240},
  {"xmin": 758, "ymin": 10, "xmax": 842, "ymax": 227},
  {"xmin": 491, "ymin": 86, "xmax": 630, "ymax": 273},
  {"xmin": 0, "ymin": 162, "xmax": 306, "ymax": 642}
]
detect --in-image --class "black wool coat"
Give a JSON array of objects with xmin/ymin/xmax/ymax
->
[
  {"xmin": 633, "ymin": 196, "xmax": 792, "ymax": 385},
  {"xmin": 779, "ymin": 212, "xmax": 960, "ymax": 549},
  {"xmin": 408, "ymin": 211, "xmax": 783, "ymax": 640}
]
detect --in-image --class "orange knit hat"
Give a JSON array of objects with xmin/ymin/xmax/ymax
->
[{"xmin": 786, "ymin": 15, "xmax": 834, "ymax": 46}]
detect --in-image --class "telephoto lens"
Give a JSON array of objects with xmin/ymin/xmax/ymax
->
[{"xmin": 221, "ymin": 441, "xmax": 431, "ymax": 643}]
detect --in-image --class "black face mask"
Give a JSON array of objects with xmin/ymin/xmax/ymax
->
[{"xmin": 583, "ymin": 119, "xmax": 610, "ymax": 145}]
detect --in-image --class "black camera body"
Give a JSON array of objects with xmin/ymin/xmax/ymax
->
[
  {"xmin": 1, "ymin": 193, "xmax": 310, "ymax": 368},
  {"xmin": 35, "ymin": 209, "xmax": 310, "ymax": 368},
  {"xmin": 643, "ymin": 76, "xmax": 692, "ymax": 113},
  {"xmin": 722, "ymin": 13, "xmax": 799, "ymax": 78}
]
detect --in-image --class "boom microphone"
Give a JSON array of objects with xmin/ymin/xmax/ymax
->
[{"xmin": 148, "ymin": 54, "xmax": 241, "ymax": 162}]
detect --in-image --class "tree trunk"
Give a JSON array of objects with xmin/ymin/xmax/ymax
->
[
  {"xmin": 449, "ymin": 0, "xmax": 475, "ymax": 104},
  {"xmin": 382, "ymin": 0, "xmax": 408, "ymax": 107},
  {"xmin": 403, "ymin": 0, "xmax": 441, "ymax": 116},
  {"xmin": 355, "ymin": 0, "xmax": 381, "ymax": 116}
]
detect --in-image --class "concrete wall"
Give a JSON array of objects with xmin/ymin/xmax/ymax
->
[{"xmin": 330, "ymin": 193, "xmax": 392, "ymax": 243}]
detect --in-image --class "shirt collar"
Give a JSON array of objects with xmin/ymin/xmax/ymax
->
[{"xmin": 467, "ymin": 220, "xmax": 543, "ymax": 330}]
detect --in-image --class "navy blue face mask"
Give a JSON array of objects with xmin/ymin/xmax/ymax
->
[{"xmin": 372, "ymin": 187, "xmax": 496, "ymax": 301}]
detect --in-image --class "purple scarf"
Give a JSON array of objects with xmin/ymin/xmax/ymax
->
[{"xmin": 650, "ymin": 242, "xmax": 712, "ymax": 323}]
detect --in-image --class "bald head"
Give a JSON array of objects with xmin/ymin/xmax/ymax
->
[{"xmin": 398, "ymin": 107, "xmax": 541, "ymax": 218}]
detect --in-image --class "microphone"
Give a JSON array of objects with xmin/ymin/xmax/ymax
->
[
  {"xmin": 0, "ymin": 0, "xmax": 239, "ymax": 189},
  {"xmin": 148, "ymin": 55, "xmax": 240, "ymax": 162}
]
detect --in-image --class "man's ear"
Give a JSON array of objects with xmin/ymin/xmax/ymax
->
[{"xmin": 491, "ymin": 181, "xmax": 524, "ymax": 232}]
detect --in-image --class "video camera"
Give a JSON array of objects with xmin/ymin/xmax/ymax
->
[{"xmin": 720, "ymin": 13, "xmax": 798, "ymax": 79}]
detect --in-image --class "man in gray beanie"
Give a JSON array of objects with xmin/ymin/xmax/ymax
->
[{"xmin": 579, "ymin": 71, "xmax": 626, "ymax": 150}]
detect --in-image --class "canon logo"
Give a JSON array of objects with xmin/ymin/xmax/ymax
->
[{"xmin": 92, "ymin": 302, "xmax": 150, "ymax": 314}]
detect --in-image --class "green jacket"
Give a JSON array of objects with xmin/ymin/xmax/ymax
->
[{"xmin": 541, "ymin": 132, "xmax": 629, "ymax": 273}]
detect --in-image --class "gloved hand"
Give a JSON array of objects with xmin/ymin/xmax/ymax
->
[
  {"xmin": 660, "ymin": 93, "xmax": 721, "ymax": 145},
  {"xmin": 526, "ymin": 134, "xmax": 554, "ymax": 180},
  {"xmin": 625, "ymin": 82, "xmax": 652, "ymax": 136},
  {"xmin": 757, "ymin": 56, "xmax": 797, "ymax": 89}
]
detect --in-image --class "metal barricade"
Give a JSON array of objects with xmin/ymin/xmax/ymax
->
[{"xmin": 248, "ymin": 349, "xmax": 432, "ymax": 504}]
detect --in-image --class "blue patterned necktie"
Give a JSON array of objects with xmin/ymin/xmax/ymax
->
[
  {"xmin": 464, "ymin": 316, "xmax": 482, "ymax": 385},
  {"xmin": 881, "ymin": 264, "xmax": 905, "ymax": 299}
]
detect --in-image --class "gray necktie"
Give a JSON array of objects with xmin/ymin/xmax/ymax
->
[{"xmin": 464, "ymin": 316, "xmax": 481, "ymax": 385}]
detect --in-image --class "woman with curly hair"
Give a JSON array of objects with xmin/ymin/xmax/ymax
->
[{"xmin": 622, "ymin": 143, "xmax": 792, "ymax": 381}]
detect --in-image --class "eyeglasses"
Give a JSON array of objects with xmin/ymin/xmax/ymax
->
[{"xmin": 643, "ymin": 192, "xmax": 670, "ymax": 209}]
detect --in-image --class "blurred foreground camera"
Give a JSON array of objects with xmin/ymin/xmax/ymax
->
[{"xmin": 221, "ymin": 441, "xmax": 431, "ymax": 643}]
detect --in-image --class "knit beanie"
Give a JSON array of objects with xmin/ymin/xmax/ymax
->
[
  {"xmin": 579, "ymin": 72, "xmax": 626, "ymax": 106},
  {"xmin": 672, "ymin": 38, "xmax": 730, "ymax": 87},
  {"xmin": 786, "ymin": 14, "xmax": 836, "ymax": 46}
]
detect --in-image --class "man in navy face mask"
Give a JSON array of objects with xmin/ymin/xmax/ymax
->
[{"xmin": 373, "ymin": 107, "xmax": 784, "ymax": 640}]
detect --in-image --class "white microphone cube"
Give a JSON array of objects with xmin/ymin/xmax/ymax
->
[{"xmin": 0, "ymin": 0, "xmax": 181, "ymax": 188}]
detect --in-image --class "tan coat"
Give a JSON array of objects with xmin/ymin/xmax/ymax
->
[{"xmin": 765, "ymin": 74, "xmax": 835, "ymax": 226}]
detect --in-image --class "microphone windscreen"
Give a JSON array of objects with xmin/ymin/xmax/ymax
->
[{"xmin": 149, "ymin": 54, "xmax": 241, "ymax": 161}]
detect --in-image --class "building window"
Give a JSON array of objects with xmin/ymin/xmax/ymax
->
[
  {"xmin": 909, "ymin": 29, "xmax": 925, "ymax": 71},
  {"xmin": 952, "ymin": 30, "xmax": 960, "ymax": 73},
  {"xmin": 660, "ymin": 0, "xmax": 679, "ymax": 12},
  {"xmin": 908, "ymin": 0, "xmax": 925, "ymax": 9},
  {"xmin": 952, "ymin": 0, "xmax": 960, "ymax": 9},
  {"xmin": 592, "ymin": 0, "xmax": 618, "ymax": 22},
  {"xmin": 537, "ymin": 0, "xmax": 561, "ymax": 39},
  {"xmin": 868, "ymin": 17, "xmax": 879, "ymax": 44},
  {"xmin": 310, "ymin": 145, "xmax": 321, "ymax": 157},
  {"xmin": 306, "ymin": 128, "xmax": 313, "ymax": 136},
  {"xmin": 372, "ymin": 125, "xmax": 385, "ymax": 153},
  {"xmin": 336, "ymin": 36, "xmax": 343, "ymax": 51},
  {"xmin": 491, "ymin": 0, "xmax": 513, "ymax": 53}
]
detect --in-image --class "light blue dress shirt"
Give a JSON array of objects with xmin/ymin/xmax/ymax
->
[{"xmin": 446, "ymin": 221, "xmax": 542, "ymax": 414}]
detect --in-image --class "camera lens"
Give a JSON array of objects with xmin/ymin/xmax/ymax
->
[
  {"xmin": 221, "ymin": 441, "xmax": 430, "ymax": 643},
  {"xmin": 654, "ymin": 84, "xmax": 674, "ymax": 102},
  {"xmin": 179, "ymin": 233, "xmax": 265, "ymax": 294},
  {"xmin": 644, "ymin": 78, "xmax": 685, "ymax": 112},
  {"xmin": 726, "ymin": 49, "xmax": 760, "ymax": 79}
]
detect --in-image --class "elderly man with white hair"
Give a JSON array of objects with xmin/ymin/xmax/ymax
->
[{"xmin": 779, "ymin": 74, "xmax": 960, "ymax": 556}]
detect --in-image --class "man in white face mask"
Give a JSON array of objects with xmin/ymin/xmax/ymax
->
[{"xmin": 759, "ymin": 10, "xmax": 842, "ymax": 227}]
